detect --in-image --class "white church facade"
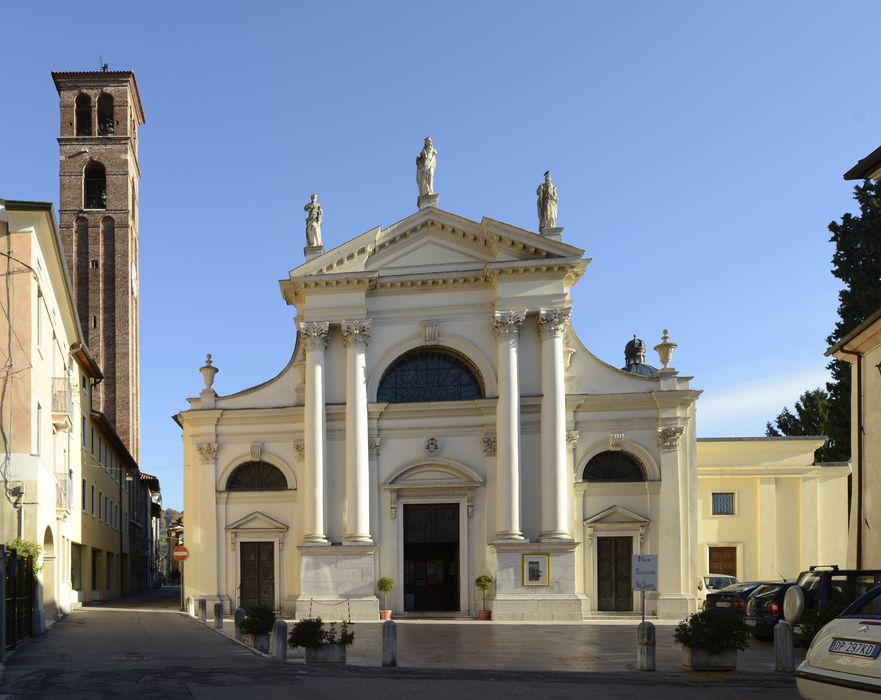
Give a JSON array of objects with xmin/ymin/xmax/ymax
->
[{"xmin": 178, "ymin": 147, "xmax": 849, "ymax": 621}]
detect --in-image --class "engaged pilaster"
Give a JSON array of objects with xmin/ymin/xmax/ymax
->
[
  {"xmin": 300, "ymin": 321, "xmax": 330, "ymax": 544},
  {"xmin": 538, "ymin": 308, "xmax": 572, "ymax": 541},
  {"xmin": 342, "ymin": 319, "xmax": 373, "ymax": 544},
  {"xmin": 493, "ymin": 311, "xmax": 525, "ymax": 541}
]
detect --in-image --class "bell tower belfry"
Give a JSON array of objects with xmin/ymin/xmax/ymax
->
[{"xmin": 53, "ymin": 70, "xmax": 145, "ymax": 459}]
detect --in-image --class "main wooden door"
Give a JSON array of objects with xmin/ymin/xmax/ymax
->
[
  {"xmin": 708, "ymin": 546, "xmax": 737, "ymax": 577},
  {"xmin": 240, "ymin": 542, "xmax": 274, "ymax": 610},
  {"xmin": 597, "ymin": 536, "xmax": 633, "ymax": 611},
  {"xmin": 403, "ymin": 503, "xmax": 459, "ymax": 612}
]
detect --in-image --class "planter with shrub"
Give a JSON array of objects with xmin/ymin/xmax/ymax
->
[
  {"xmin": 674, "ymin": 609, "xmax": 749, "ymax": 671},
  {"xmin": 475, "ymin": 575, "xmax": 493, "ymax": 621},
  {"xmin": 238, "ymin": 605, "xmax": 276, "ymax": 653},
  {"xmin": 289, "ymin": 617, "xmax": 355, "ymax": 664},
  {"xmin": 378, "ymin": 577, "xmax": 394, "ymax": 620}
]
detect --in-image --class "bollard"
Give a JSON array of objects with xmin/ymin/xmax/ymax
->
[
  {"xmin": 775, "ymin": 620, "xmax": 795, "ymax": 672},
  {"xmin": 382, "ymin": 619, "xmax": 397, "ymax": 667},
  {"xmin": 198, "ymin": 598, "xmax": 207, "ymax": 624},
  {"xmin": 234, "ymin": 608, "xmax": 246, "ymax": 642},
  {"xmin": 637, "ymin": 621, "xmax": 656, "ymax": 671},
  {"xmin": 187, "ymin": 596, "xmax": 195, "ymax": 617},
  {"xmin": 270, "ymin": 619, "xmax": 288, "ymax": 661},
  {"xmin": 214, "ymin": 602, "xmax": 224, "ymax": 630}
]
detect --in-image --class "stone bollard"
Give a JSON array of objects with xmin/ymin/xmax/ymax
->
[
  {"xmin": 775, "ymin": 620, "xmax": 795, "ymax": 672},
  {"xmin": 234, "ymin": 608, "xmax": 246, "ymax": 643},
  {"xmin": 637, "ymin": 621, "xmax": 656, "ymax": 671},
  {"xmin": 214, "ymin": 602, "xmax": 224, "ymax": 630},
  {"xmin": 270, "ymin": 619, "xmax": 288, "ymax": 661},
  {"xmin": 198, "ymin": 599, "xmax": 207, "ymax": 624},
  {"xmin": 187, "ymin": 596, "xmax": 195, "ymax": 617},
  {"xmin": 382, "ymin": 619, "xmax": 397, "ymax": 667}
]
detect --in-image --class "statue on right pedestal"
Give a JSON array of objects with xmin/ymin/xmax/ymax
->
[{"xmin": 536, "ymin": 171, "xmax": 558, "ymax": 231}]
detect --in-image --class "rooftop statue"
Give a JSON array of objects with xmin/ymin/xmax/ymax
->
[
  {"xmin": 537, "ymin": 170, "xmax": 558, "ymax": 230},
  {"xmin": 304, "ymin": 193, "xmax": 323, "ymax": 248},
  {"xmin": 416, "ymin": 137, "xmax": 437, "ymax": 196}
]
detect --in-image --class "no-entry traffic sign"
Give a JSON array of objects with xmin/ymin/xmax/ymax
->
[{"xmin": 173, "ymin": 545, "xmax": 189, "ymax": 561}]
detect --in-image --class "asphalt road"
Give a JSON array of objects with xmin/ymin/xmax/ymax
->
[{"xmin": 0, "ymin": 588, "xmax": 804, "ymax": 699}]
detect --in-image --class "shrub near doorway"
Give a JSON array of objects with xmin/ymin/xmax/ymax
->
[
  {"xmin": 674, "ymin": 610, "xmax": 749, "ymax": 671},
  {"xmin": 378, "ymin": 577, "xmax": 394, "ymax": 620},
  {"xmin": 289, "ymin": 617, "xmax": 355, "ymax": 664},
  {"xmin": 475, "ymin": 575, "xmax": 493, "ymax": 620},
  {"xmin": 238, "ymin": 605, "xmax": 276, "ymax": 653}
]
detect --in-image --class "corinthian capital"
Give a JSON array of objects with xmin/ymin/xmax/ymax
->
[
  {"xmin": 493, "ymin": 311, "xmax": 525, "ymax": 338},
  {"xmin": 538, "ymin": 308, "xmax": 571, "ymax": 340},
  {"xmin": 341, "ymin": 319, "xmax": 371, "ymax": 348},
  {"xmin": 298, "ymin": 321, "xmax": 330, "ymax": 352}
]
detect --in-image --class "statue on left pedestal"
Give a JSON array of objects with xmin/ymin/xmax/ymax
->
[
  {"xmin": 304, "ymin": 193, "xmax": 323, "ymax": 247},
  {"xmin": 537, "ymin": 171, "xmax": 558, "ymax": 230},
  {"xmin": 416, "ymin": 137, "xmax": 437, "ymax": 196}
]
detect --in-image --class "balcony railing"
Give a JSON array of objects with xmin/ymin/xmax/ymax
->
[{"xmin": 51, "ymin": 377, "xmax": 72, "ymax": 431}]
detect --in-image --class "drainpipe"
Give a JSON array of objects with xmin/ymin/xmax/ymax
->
[{"xmin": 838, "ymin": 347, "xmax": 863, "ymax": 568}]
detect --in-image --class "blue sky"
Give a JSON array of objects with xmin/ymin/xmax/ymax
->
[{"xmin": 2, "ymin": 1, "xmax": 879, "ymax": 510}]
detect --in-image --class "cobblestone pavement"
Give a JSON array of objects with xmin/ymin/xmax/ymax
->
[{"xmin": 0, "ymin": 588, "xmax": 804, "ymax": 699}]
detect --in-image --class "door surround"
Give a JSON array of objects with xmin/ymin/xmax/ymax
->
[{"xmin": 584, "ymin": 505, "xmax": 649, "ymax": 614}]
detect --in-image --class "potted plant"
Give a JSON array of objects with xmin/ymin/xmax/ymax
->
[
  {"xmin": 288, "ymin": 617, "xmax": 355, "ymax": 664},
  {"xmin": 238, "ymin": 605, "xmax": 276, "ymax": 653},
  {"xmin": 674, "ymin": 610, "xmax": 749, "ymax": 671},
  {"xmin": 377, "ymin": 576, "xmax": 394, "ymax": 620},
  {"xmin": 475, "ymin": 575, "xmax": 493, "ymax": 620}
]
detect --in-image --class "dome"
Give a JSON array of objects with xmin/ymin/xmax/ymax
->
[{"xmin": 621, "ymin": 334, "xmax": 659, "ymax": 376}]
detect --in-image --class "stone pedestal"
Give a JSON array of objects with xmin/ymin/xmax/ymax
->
[
  {"xmin": 418, "ymin": 194, "xmax": 439, "ymax": 210},
  {"xmin": 304, "ymin": 245, "xmax": 324, "ymax": 261},
  {"xmin": 656, "ymin": 593, "xmax": 694, "ymax": 620},
  {"xmin": 296, "ymin": 544, "xmax": 379, "ymax": 621},
  {"xmin": 490, "ymin": 541, "xmax": 585, "ymax": 621},
  {"xmin": 540, "ymin": 226, "xmax": 564, "ymax": 241}
]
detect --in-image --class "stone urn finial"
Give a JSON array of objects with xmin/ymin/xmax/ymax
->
[
  {"xmin": 653, "ymin": 329, "xmax": 678, "ymax": 369},
  {"xmin": 200, "ymin": 354, "xmax": 219, "ymax": 389}
]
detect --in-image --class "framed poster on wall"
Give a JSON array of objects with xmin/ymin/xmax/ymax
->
[{"xmin": 521, "ymin": 554, "xmax": 550, "ymax": 587}]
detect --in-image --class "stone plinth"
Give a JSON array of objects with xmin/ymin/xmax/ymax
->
[
  {"xmin": 540, "ymin": 226, "xmax": 564, "ymax": 240},
  {"xmin": 418, "ymin": 194, "xmax": 439, "ymax": 210},
  {"xmin": 304, "ymin": 245, "xmax": 325, "ymax": 261},
  {"xmin": 296, "ymin": 544, "xmax": 379, "ymax": 621},
  {"xmin": 656, "ymin": 593, "xmax": 695, "ymax": 620}
]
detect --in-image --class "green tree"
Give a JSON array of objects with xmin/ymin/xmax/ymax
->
[
  {"xmin": 765, "ymin": 387, "xmax": 832, "ymax": 461},
  {"xmin": 825, "ymin": 179, "xmax": 881, "ymax": 461}
]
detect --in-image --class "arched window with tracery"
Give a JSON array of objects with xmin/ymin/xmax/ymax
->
[
  {"xmin": 582, "ymin": 451, "xmax": 646, "ymax": 482},
  {"xmin": 84, "ymin": 162, "xmax": 106, "ymax": 210},
  {"xmin": 226, "ymin": 461, "xmax": 288, "ymax": 491},
  {"xmin": 377, "ymin": 347, "xmax": 484, "ymax": 403},
  {"xmin": 75, "ymin": 94, "xmax": 92, "ymax": 136},
  {"xmin": 97, "ymin": 93, "xmax": 114, "ymax": 135}
]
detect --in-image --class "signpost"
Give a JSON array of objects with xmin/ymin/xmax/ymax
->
[
  {"xmin": 173, "ymin": 546, "xmax": 188, "ymax": 611},
  {"xmin": 632, "ymin": 554, "xmax": 658, "ymax": 623}
]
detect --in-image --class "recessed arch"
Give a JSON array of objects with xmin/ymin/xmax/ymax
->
[
  {"xmin": 75, "ymin": 93, "xmax": 92, "ymax": 136},
  {"xmin": 84, "ymin": 161, "xmax": 106, "ymax": 210},
  {"xmin": 368, "ymin": 334, "xmax": 497, "ymax": 402},
  {"xmin": 226, "ymin": 461, "xmax": 288, "ymax": 491},
  {"xmin": 578, "ymin": 440, "xmax": 660, "ymax": 482},
  {"xmin": 377, "ymin": 346, "xmax": 483, "ymax": 403},
  {"xmin": 97, "ymin": 93, "xmax": 114, "ymax": 135},
  {"xmin": 217, "ymin": 451, "xmax": 297, "ymax": 492}
]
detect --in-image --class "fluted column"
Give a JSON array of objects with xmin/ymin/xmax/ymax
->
[
  {"xmin": 342, "ymin": 319, "xmax": 372, "ymax": 544},
  {"xmin": 538, "ymin": 308, "xmax": 571, "ymax": 541},
  {"xmin": 493, "ymin": 311, "xmax": 525, "ymax": 541},
  {"xmin": 300, "ymin": 321, "xmax": 329, "ymax": 544}
]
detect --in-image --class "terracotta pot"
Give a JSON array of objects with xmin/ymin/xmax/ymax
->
[
  {"xmin": 682, "ymin": 647, "xmax": 736, "ymax": 671},
  {"xmin": 476, "ymin": 610, "xmax": 492, "ymax": 621},
  {"xmin": 305, "ymin": 644, "xmax": 347, "ymax": 664},
  {"xmin": 379, "ymin": 610, "xmax": 392, "ymax": 621}
]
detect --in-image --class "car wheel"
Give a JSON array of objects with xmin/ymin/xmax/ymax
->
[{"xmin": 783, "ymin": 585, "xmax": 805, "ymax": 623}]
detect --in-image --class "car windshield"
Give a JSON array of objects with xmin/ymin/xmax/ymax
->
[
  {"xmin": 843, "ymin": 586, "xmax": 881, "ymax": 618},
  {"xmin": 751, "ymin": 584, "xmax": 780, "ymax": 597},
  {"xmin": 705, "ymin": 576, "xmax": 737, "ymax": 590}
]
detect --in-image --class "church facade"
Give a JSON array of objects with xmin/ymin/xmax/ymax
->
[{"xmin": 179, "ymin": 150, "xmax": 848, "ymax": 621}]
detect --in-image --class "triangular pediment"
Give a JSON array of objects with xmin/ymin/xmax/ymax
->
[
  {"xmin": 288, "ymin": 207, "xmax": 584, "ymax": 279},
  {"xmin": 226, "ymin": 511, "xmax": 289, "ymax": 532},
  {"xmin": 584, "ymin": 504, "xmax": 650, "ymax": 526}
]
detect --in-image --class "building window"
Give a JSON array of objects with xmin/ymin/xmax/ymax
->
[
  {"xmin": 84, "ymin": 162, "xmax": 107, "ymax": 210},
  {"xmin": 226, "ymin": 461, "xmax": 288, "ymax": 491},
  {"xmin": 71, "ymin": 544, "xmax": 82, "ymax": 590},
  {"xmin": 90, "ymin": 485, "xmax": 95, "ymax": 514},
  {"xmin": 582, "ymin": 451, "xmax": 645, "ymax": 482},
  {"xmin": 82, "ymin": 416, "xmax": 86, "ymax": 445},
  {"xmin": 75, "ymin": 93, "xmax": 92, "ymax": 136},
  {"xmin": 36, "ymin": 290, "xmax": 43, "ymax": 348},
  {"xmin": 82, "ymin": 478, "xmax": 87, "ymax": 511},
  {"xmin": 98, "ymin": 491, "xmax": 102, "ymax": 519},
  {"xmin": 35, "ymin": 403, "xmax": 42, "ymax": 455},
  {"xmin": 97, "ymin": 93, "xmax": 114, "ymax": 135},
  {"xmin": 377, "ymin": 348, "xmax": 484, "ymax": 403},
  {"xmin": 712, "ymin": 492, "xmax": 735, "ymax": 515},
  {"xmin": 104, "ymin": 495, "xmax": 108, "ymax": 523}
]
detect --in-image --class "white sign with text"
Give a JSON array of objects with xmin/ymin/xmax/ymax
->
[{"xmin": 632, "ymin": 554, "xmax": 658, "ymax": 591}]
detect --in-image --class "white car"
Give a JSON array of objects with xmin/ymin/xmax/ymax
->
[
  {"xmin": 697, "ymin": 573, "xmax": 739, "ymax": 610},
  {"xmin": 796, "ymin": 584, "xmax": 881, "ymax": 698}
]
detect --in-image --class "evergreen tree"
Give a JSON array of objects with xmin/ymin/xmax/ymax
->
[
  {"xmin": 765, "ymin": 387, "xmax": 832, "ymax": 461},
  {"xmin": 825, "ymin": 179, "xmax": 881, "ymax": 461}
]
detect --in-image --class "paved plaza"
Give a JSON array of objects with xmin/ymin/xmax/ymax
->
[{"xmin": 0, "ymin": 588, "xmax": 805, "ymax": 699}]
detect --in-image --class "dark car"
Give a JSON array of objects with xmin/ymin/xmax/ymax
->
[
  {"xmin": 703, "ymin": 581, "xmax": 769, "ymax": 614},
  {"xmin": 744, "ymin": 581, "xmax": 796, "ymax": 640},
  {"xmin": 783, "ymin": 565, "xmax": 881, "ymax": 646}
]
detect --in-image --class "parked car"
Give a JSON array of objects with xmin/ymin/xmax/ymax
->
[
  {"xmin": 795, "ymin": 583, "xmax": 881, "ymax": 699},
  {"xmin": 744, "ymin": 582, "xmax": 796, "ymax": 640},
  {"xmin": 704, "ymin": 581, "xmax": 769, "ymax": 614},
  {"xmin": 697, "ymin": 574, "xmax": 739, "ymax": 609},
  {"xmin": 784, "ymin": 565, "xmax": 881, "ymax": 647}
]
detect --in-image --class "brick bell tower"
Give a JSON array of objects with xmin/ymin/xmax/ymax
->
[{"xmin": 52, "ymin": 70, "xmax": 145, "ymax": 460}]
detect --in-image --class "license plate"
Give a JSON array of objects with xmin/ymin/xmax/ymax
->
[
  {"xmin": 745, "ymin": 619, "xmax": 756, "ymax": 626},
  {"xmin": 829, "ymin": 639, "xmax": 881, "ymax": 659},
  {"xmin": 715, "ymin": 602, "xmax": 730, "ymax": 607}
]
